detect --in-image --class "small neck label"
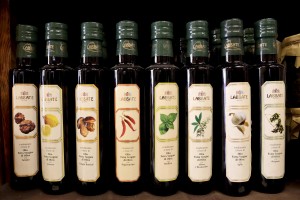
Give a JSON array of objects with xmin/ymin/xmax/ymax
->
[
  {"xmin": 116, "ymin": 39, "xmax": 138, "ymax": 56},
  {"xmin": 152, "ymin": 39, "xmax": 173, "ymax": 57},
  {"xmin": 17, "ymin": 42, "xmax": 37, "ymax": 58},
  {"xmin": 187, "ymin": 39, "xmax": 209, "ymax": 57},
  {"xmin": 46, "ymin": 40, "xmax": 68, "ymax": 58},
  {"xmin": 82, "ymin": 40, "xmax": 102, "ymax": 58},
  {"xmin": 222, "ymin": 38, "xmax": 244, "ymax": 56},
  {"xmin": 256, "ymin": 38, "xmax": 277, "ymax": 55}
]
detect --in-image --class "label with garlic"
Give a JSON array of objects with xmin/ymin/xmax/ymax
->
[
  {"xmin": 188, "ymin": 84, "xmax": 212, "ymax": 182},
  {"xmin": 75, "ymin": 84, "xmax": 100, "ymax": 182},
  {"xmin": 261, "ymin": 81, "xmax": 285, "ymax": 179},
  {"xmin": 39, "ymin": 85, "xmax": 64, "ymax": 181},
  {"xmin": 225, "ymin": 82, "xmax": 251, "ymax": 182},
  {"xmin": 12, "ymin": 84, "xmax": 39, "ymax": 177}
]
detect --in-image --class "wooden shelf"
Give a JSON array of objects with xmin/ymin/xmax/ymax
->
[{"xmin": 1, "ymin": 180, "xmax": 300, "ymax": 200}]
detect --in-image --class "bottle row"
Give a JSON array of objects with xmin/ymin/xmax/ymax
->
[{"xmin": 9, "ymin": 17, "xmax": 289, "ymax": 197}]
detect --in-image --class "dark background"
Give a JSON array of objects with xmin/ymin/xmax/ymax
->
[{"xmin": 9, "ymin": 0, "xmax": 300, "ymax": 68}]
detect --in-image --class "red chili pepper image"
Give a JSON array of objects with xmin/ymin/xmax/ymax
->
[
  {"xmin": 124, "ymin": 118, "xmax": 136, "ymax": 131},
  {"xmin": 124, "ymin": 114, "xmax": 135, "ymax": 125},
  {"xmin": 120, "ymin": 120, "xmax": 126, "ymax": 138}
]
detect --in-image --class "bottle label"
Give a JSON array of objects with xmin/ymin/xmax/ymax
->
[
  {"xmin": 152, "ymin": 39, "xmax": 173, "ymax": 57},
  {"xmin": 46, "ymin": 41, "xmax": 68, "ymax": 58},
  {"xmin": 116, "ymin": 40, "xmax": 138, "ymax": 56},
  {"xmin": 187, "ymin": 39, "xmax": 209, "ymax": 57},
  {"xmin": 225, "ymin": 82, "xmax": 251, "ymax": 182},
  {"xmin": 82, "ymin": 40, "xmax": 102, "ymax": 58},
  {"xmin": 17, "ymin": 42, "xmax": 37, "ymax": 58},
  {"xmin": 256, "ymin": 38, "xmax": 277, "ymax": 55},
  {"xmin": 12, "ymin": 84, "xmax": 39, "ymax": 177},
  {"xmin": 115, "ymin": 84, "xmax": 140, "ymax": 182},
  {"xmin": 221, "ymin": 38, "xmax": 244, "ymax": 56},
  {"xmin": 261, "ymin": 81, "xmax": 285, "ymax": 178},
  {"xmin": 75, "ymin": 84, "xmax": 100, "ymax": 182},
  {"xmin": 154, "ymin": 83, "xmax": 179, "ymax": 181},
  {"xmin": 188, "ymin": 84, "xmax": 213, "ymax": 182},
  {"xmin": 39, "ymin": 85, "xmax": 64, "ymax": 181}
]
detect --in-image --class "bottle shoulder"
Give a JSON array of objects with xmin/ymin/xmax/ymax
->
[
  {"xmin": 40, "ymin": 64, "xmax": 74, "ymax": 71},
  {"xmin": 145, "ymin": 64, "xmax": 179, "ymax": 71},
  {"xmin": 111, "ymin": 64, "xmax": 144, "ymax": 71},
  {"xmin": 181, "ymin": 63, "xmax": 214, "ymax": 71},
  {"xmin": 76, "ymin": 64, "xmax": 109, "ymax": 71}
]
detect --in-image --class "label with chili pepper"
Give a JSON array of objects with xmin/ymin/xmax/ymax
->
[
  {"xmin": 154, "ymin": 83, "xmax": 179, "ymax": 181},
  {"xmin": 75, "ymin": 84, "xmax": 100, "ymax": 182},
  {"xmin": 115, "ymin": 84, "xmax": 140, "ymax": 182}
]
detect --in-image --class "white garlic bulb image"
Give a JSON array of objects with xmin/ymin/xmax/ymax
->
[{"xmin": 230, "ymin": 112, "xmax": 246, "ymax": 125}]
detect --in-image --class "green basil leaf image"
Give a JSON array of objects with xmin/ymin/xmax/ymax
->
[
  {"xmin": 167, "ymin": 113, "xmax": 177, "ymax": 123},
  {"xmin": 160, "ymin": 114, "xmax": 168, "ymax": 123},
  {"xmin": 166, "ymin": 122, "xmax": 174, "ymax": 129},
  {"xmin": 159, "ymin": 123, "xmax": 168, "ymax": 135}
]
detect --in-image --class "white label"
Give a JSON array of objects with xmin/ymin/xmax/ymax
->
[
  {"xmin": 115, "ymin": 84, "xmax": 140, "ymax": 182},
  {"xmin": 261, "ymin": 81, "xmax": 285, "ymax": 179},
  {"xmin": 188, "ymin": 84, "xmax": 213, "ymax": 182},
  {"xmin": 154, "ymin": 83, "xmax": 179, "ymax": 181},
  {"xmin": 76, "ymin": 84, "xmax": 100, "ymax": 182},
  {"xmin": 39, "ymin": 85, "xmax": 64, "ymax": 181},
  {"xmin": 12, "ymin": 84, "xmax": 39, "ymax": 177},
  {"xmin": 225, "ymin": 82, "xmax": 251, "ymax": 182}
]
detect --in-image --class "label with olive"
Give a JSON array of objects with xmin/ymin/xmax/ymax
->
[
  {"xmin": 12, "ymin": 84, "xmax": 39, "ymax": 177},
  {"xmin": 75, "ymin": 84, "xmax": 100, "ymax": 182}
]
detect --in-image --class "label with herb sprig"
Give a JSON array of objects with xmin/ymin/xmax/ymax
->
[
  {"xmin": 154, "ymin": 83, "xmax": 179, "ymax": 181},
  {"xmin": 261, "ymin": 81, "xmax": 285, "ymax": 179},
  {"xmin": 188, "ymin": 84, "xmax": 212, "ymax": 182}
]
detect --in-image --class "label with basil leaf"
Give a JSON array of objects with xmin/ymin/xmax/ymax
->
[{"xmin": 159, "ymin": 113, "xmax": 177, "ymax": 135}]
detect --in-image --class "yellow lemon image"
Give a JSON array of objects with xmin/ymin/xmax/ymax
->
[
  {"xmin": 44, "ymin": 114, "xmax": 59, "ymax": 127},
  {"xmin": 42, "ymin": 124, "xmax": 52, "ymax": 137}
]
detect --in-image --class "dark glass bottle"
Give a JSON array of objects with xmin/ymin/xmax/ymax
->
[
  {"xmin": 281, "ymin": 33, "xmax": 300, "ymax": 180},
  {"xmin": 74, "ymin": 22, "xmax": 108, "ymax": 195},
  {"xmin": 209, "ymin": 28, "xmax": 222, "ymax": 67},
  {"xmin": 9, "ymin": 24, "xmax": 40, "ymax": 190},
  {"xmin": 174, "ymin": 37, "xmax": 187, "ymax": 68},
  {"xmin": 219, "ymin": 18, "xmax": 252, "ymax": 196},
  {"xmin": 39, "ymin": 22, "xmax": 75, "ymax": 194},
  {"xmin": 110, "ymin": 20, "xmax": 145, "ymax": 195},
  {"xmin": 181, "ymin": 20, "xmax": 214, "ymax": 194},
  {"xmin": 243, "ymin": 28, "xmax": 255, "ymax": 65},
  {"xmin": 145, "ymin": 21, "xmax": 180, "ymax": 196},
  {"xmin": 251, "ymin": 18, "xmax": 286, "ymax": 193}
]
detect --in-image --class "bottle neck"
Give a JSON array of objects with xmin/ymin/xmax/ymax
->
[
  {"xmin": 152, "ymin": 38, "xmax": 173, "ymax": 64},
  {"xmin": 221, "ymin": 37, "xmax": 244, "ymax": 63},
  {"xmin": 46, "ymin": 40, "xmax": 68, "ymax": 65},
  {"xmin": 81, "ymin": 40, "xmax": 103, "ymax": 65},
  {"xmin": 186, "ymin": 38, "xmax": 209, "ymax": 64},
  {"xmin": 16, "ymin": 42, "xmax": 37, "ymax": 66},
  {"xmin": 255, "ymin": 37, "xmax": 278, "ymax": 63},
  {"xmin": 116, "ymin": 39, "xmax": 138, "ymax": 64}
]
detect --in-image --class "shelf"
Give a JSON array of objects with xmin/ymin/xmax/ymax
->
[{"xmin": 1, "ymin": 180, "xmax": 300, "ymax": 200}]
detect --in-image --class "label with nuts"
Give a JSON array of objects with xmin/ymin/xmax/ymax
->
[
  {"xmin": 39, "ymin": 85, "xmax": 64, "ymax": 181},
  {"xmin": 188, "ymin": 84, "xmax": 213, "ymax": 182},
  {"xmin": 225, "ymin": 82, "xmax": 251, "ymax": 182},
  {"xmin": 76, "ymin": 84, "xmax": 100, "ymax": 182},
  {"xmin": 115, "ymin": 84, "xmax": 140, "ymax": 182},
  {"xmin": 12, "ymin": 84, "xmax": 39, "ymax": 177},
  {"xmin": 261, "ymin": 81, "xmax": 285, "ymax": 179},
  {"xmin": 154, "ymin": 83, "xmax": 179, "ymax": 182}
]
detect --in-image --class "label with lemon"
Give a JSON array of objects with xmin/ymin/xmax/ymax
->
[{"xmin": 39, "ymin": 85, "xmax": 64, "ymax": 182}]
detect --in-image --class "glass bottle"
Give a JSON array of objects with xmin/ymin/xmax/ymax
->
[
  {"xmin": 251, "ymin": 18, "xmax": 286, "ymax": 193},
  {"xmin": 39, "ymin": 22, "xmax": 75, "ymax": 194},
  {"xmin": 243, "ymin": 28, "xmax": 255, "ymax": 65},
  {"xmin": 180, "ymin": 20, "xmax": 214, "ymax": 194},
  {"xmin": 75, "ymin": 22, "xmax": 108, "ymax": 195},
  {"xmin": 219, "ymin": 18, "xmax": 252, "ymax": 196},
  {"xmin": 145, "ymin": 21, "xmax": 180, "ymax": 196},
  {"xmin": 110, "ymin": 20, "xmax": 145, "ymax": 195},
  {"xmin": 9, "ymin": 24, "xmax": 40, "ymax": 190}
]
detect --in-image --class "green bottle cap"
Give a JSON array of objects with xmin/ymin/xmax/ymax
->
[
  {"xmin": 211, "ymin": 28, "xmax": 221, "ymax": 44},
  {"xmin": 45, "ymin": 22, "xmax": 68, "ymax": 40},
  {"xmin": 116, "ymin": 20, "xmax": 138, "ymax": 39},
  {"xmin": 81, "ymin": 22, "xmax": 103, "ymax": 40},
  {"xmin": 186, "ymin": 20, "xmax": 208, "ymax": 39},
  {"xmin": 151, "ymin": 21, "xmax": 173, "ymax": 39},
  {"xmin": 16, "ymin": 24, "xmax": 38, "ymax": 42},
  {"xmin": 243, "ymin": 28, "xmax": 255, "ymax": 44},
  {"xmin": 254, "ymin": 18, "xmax": 277, "ymax": 38},
  {"xmin": 220, "ymin": 18, "xmax": 243, "ymax": 38}
]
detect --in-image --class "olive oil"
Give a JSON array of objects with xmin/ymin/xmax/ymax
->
[{"xmin": 39, "ymin": 22, "xmax": 75, "ymax": 194}]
